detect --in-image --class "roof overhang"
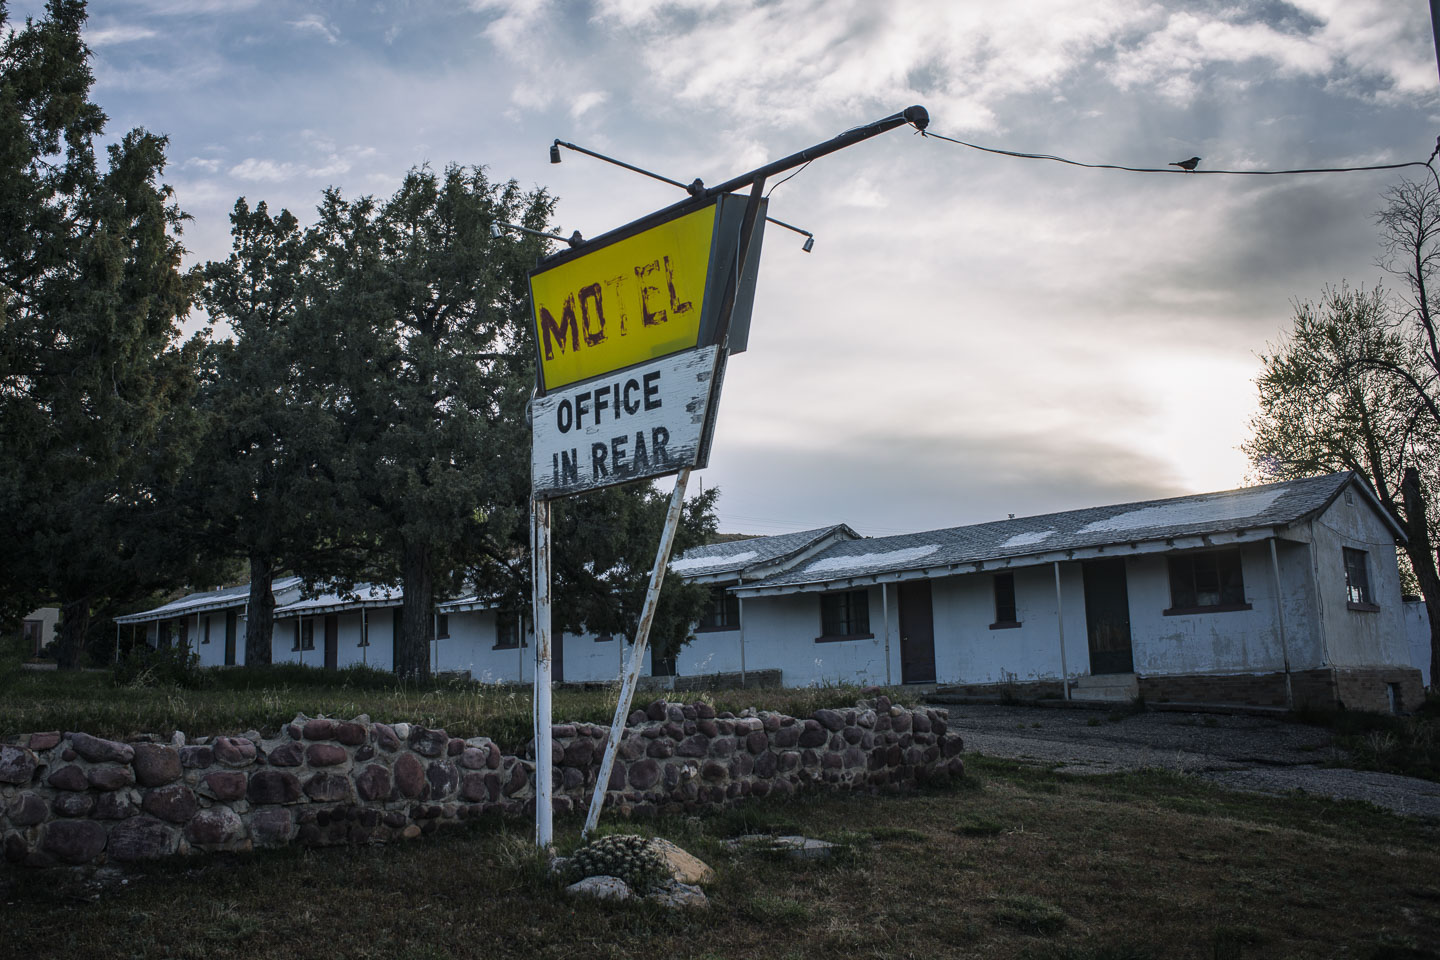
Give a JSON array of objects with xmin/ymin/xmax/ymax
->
[{"xmin": 732, "ymin": 525, "xmax": 1288, "ymax": 598}]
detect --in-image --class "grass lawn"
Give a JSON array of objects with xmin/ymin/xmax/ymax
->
[{"xmin": 4, "ymin": 757, "xmax": 1438, "ymax": 960}]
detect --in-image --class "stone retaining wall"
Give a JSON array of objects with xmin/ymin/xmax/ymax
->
[{"xmin": 0, "ymin": 697, "xmax": 963, "ymax": 868}]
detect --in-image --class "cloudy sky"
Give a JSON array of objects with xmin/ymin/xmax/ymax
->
[{"xmin": 21, "ymin": 0, "xmax": 1440, "ymax": 536}]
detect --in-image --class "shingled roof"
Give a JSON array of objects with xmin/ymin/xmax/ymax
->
[
  {"xmin": 669, "ymin": 524, "xmax": 859, "ymax": 582},
  {"xmin": 735, "ymin": 472, "xmax": 1395, "ymax": 595},
  {"xmin": 115, "ymin": 578, "xmax": 304, "ymax": 624}
]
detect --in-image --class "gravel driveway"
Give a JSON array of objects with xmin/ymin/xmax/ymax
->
[{"xmin": 941, "ymin": 703, "xmax": 1440, "ymax": 818}]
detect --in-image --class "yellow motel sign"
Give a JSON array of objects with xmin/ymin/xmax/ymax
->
[{"xmin": 529, "ymin": 194, "xmax": 764, "ymax": 394}]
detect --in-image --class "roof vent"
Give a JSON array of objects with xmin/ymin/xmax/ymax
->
[{"xmin": 1345, "ymin": 490, "xmax": 1354, "ymax": 505}]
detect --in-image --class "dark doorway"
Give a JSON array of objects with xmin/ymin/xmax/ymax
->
[
  {"xmin": 224, "ymin": 610, "xmax": 237, "ymax": 666},
  {"xmin": 898, "ymin": 581, "xmax": 936, "ymax": 684},
  {"xmin": 651, "ymin": 643, "xmax": 676, "ymax": 677},
  {"xmin": 392, "ymin": 608, "xmax": 402, "ymax": 669},
  {"xmin": 324, "ymin": 614, "xmax": 338, "ymax": 671},
  {"xmin": 1083, "ymin": 558, "xmax": 1134, "ymax": 674},
  {"xmin": 553, "ymin": 632, "xmax": 565, "ymax": 683}
]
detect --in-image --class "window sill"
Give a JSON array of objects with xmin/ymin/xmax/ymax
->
[
  {"xmin": 815, "ymin": 633, "xmax": 873, "ymax": 643},
  {"xmin": 694, "ymin": 625, "xmax": 739, "ymax": 634},
  {"xmin": 989, "ymin": 621, "xmax": 1022, "ymax": 630},
  {"xmin": 1347, "ymin": 601, "xmax": 1381, "ymax": 613},
  {"xmin": 1162, "ymin": 603, "xmax": 1252, "ymax": 616},
  {"xmin": 492, "ymin": 644, "xmax": 523, "ymax": 651}
]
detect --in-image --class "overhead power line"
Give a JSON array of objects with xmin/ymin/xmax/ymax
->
[{"xmin": 920, "ymin": 129, "xmax": 1439, "ymax": 181}]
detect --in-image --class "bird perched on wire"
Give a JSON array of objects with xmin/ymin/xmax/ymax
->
[{"xmin": 1169, "ymin": 156, "xmax": 1201, "ymax": 172}]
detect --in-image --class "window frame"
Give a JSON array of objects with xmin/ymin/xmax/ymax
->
[
  {"xmin": 299, "ymin": 618, "xmax": 315, "ymax": 651},
  {"xmin": 695, "ymin": 585, "xmax": 741, "ymax": 633},
  {"xmin": 990, "ymin": 572, "xmax": 1020, "ymax": 629},
  {"xmin": 201, "ymin": 616, "xmax": 211, "ymax": 645},
  {"xmin": 817, "ymin": 589, "xmax": 872, "ymax": 642},
  {"xmin": 437, "ymin": 613, "xmax": 450, "ymax": 639},
  {"xmin": 494, "ymin": 612, "xmax": 527, "ymax": 650},
  {"xmin": 1343, "ymin": 547, "xmax": 1378, "ymax": 611},
  {"xmin": 1164, "ymin": 548, "xmax": 1251, "ymax": 616}
]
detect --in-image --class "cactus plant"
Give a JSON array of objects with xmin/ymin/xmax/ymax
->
[{"xmin": 565, "ymin": 834, "xmax": 668, "ymax": 894}]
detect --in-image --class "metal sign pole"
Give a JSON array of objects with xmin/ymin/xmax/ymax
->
[
  {"xmin": 582, "ymin": 466, "xmax": 692, "ymax": 839},
  {"xmin": 531, "ymin": 496, "xmax": 554, "ymax": 849}
]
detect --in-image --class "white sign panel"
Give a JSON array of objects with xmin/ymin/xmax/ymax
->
[{"xmin": 531, "ymin": 346, "xmax": 719, "ymax": 499}]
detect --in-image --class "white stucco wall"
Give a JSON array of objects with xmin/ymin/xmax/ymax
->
[
  {"xmin": 723, "ymin": 586, "xmax": 892, "ymax": 687},
  {"xmin": 1306, "ymin": 489, "xmax": 1409, "ymax": 668}
]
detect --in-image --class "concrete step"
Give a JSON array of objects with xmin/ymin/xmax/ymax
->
[{"xmin": 1070, "ymin": 673, "xmax": 1139, "ymax": 702}]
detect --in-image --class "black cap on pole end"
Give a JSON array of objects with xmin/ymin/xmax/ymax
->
[
  {"xmin": 550, "ymin": 141, "xmax": 562, "ymax": 164},
  {"xmin": 903, "ymin": 105, "xmax": 929, "ymax": 131}
]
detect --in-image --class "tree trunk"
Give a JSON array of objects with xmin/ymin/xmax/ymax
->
[
  {"xmin": 55, "ymin": 597, "xmax": 91, "ymax": 671},
  {"xmin": 1401, "ymin": 467, "xmax": 1440, "ymax": 690},
  {"xmin": 244, "ymin": 553, "xmax": 276, "ymax": 667},
  {"xmin": 397, "ymin": 541, "xmax": 433, "ymax": 684}
]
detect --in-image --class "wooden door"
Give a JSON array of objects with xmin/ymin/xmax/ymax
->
[
  {"xmin": 324, "ymin": 614, "xmax": 338, "ymax": 671},
  {"xmin": 1083, "ymin": 559, "xmax": 1134, "ymax": 674},
  {"xmin": 898, "ymin": 581, "xmax": 936, "ymax": 684},
  {"xmin": 224, "ymin": 610, "xmax": 237, "ymax": 666}
]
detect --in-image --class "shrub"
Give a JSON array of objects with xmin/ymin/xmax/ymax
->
[{"xmin": 112, "ymin": 644, "xmax": 208, "ymax": 689}]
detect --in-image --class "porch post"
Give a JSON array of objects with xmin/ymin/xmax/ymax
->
[
  {"xmin": 1054, "ymin": 561, "xmax": 1070, "ymax": 700},
  {"xmin": 882, "ymin": 581, "xmax": 892, "ymax": 686},
  {"xmin": 737, "ymin": 576, "xmax": 747, "ymax": 688}
]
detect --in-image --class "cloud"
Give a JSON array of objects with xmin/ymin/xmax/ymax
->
[
  {"xmin": 289, "ymin": 15, "xmax": 340, "ymax": 45},
  {"xmin": 569, "ymin": 90, "xmax": 608, "ymax": 119},
  {"xmin": 86, "ymin": 24, "xmax": 157, "ymax": 47},
  {"xmin": 183, "ymin": 156, "xmax": 222, "ymax": 173},
  {"xmin": 228, "ymin": 158, "xmax": 299, "ymax": 182}
]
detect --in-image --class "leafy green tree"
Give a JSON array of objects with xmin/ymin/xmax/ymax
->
[
  {"xmin": 307, "ymin": 166, "xmax": 556, "ymax": 681},
  {"xmin": 193, "ymin": 198, "xmax": 373, "ymax": 665},
  {"xmin": 1245, "ymin": 283, "xmax": 1440, "ymax": 685},
  {"xmin": 0, "ymin": 2, "xmax": 203, "ymax": 667}
]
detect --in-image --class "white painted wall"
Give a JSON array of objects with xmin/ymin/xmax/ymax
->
[
  {"xmin": 1306, "ymin": 490, "xmax": 1410, "ymax": 668},
  {"xmin": 720, "ymin": 586, "xmax": 891, "ymax": 687},
  {"xmin": 930, "ymin": 565, "xmax": 1089, "ymax": 685},
  {"xmin": 1403, "ymin": 599, "xmax": 1432, "ymax": 686}
]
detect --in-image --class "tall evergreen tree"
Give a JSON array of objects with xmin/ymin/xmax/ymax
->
[{"xmin": 0, "ymin": 2, "xmax": 201, "ymax": 663}]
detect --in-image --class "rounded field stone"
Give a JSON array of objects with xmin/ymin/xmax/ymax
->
[
  {"xmin": 646, "ymin": 738, "xmax": 674, "ymax": 759},
  {"xmin": 821, "ymin": 752, "xmax": 844, "ymax": 770},
  {"xmin": 627, "ymin": 758, "xmax": 661, "ymax": 790},
  {"xmin": 142, "ymin": 784, "xmax": 197, "ymax": 823},
  {"xmin": 561, "ymin": 767, "xmax": 584, "ymax": 791},
  {"xmin": 617, "ymin": 737, "xmax": 646, "ymax": 761},
  {"xmin": 108, "ymin": 816, "xmax": 180, "ymax": 861},
  {"xmin": 459, "ymin": 771, "xmax": 491, "ymax": 802},
  {"xmin": 459, "ymin": 747, "xmax": 489, "ymax": 769},
  {"xmin": 95, "ymin": 791, "xmax": 139, "ymax": 820},
  {"xmin": 502, "ymin": 764, "xmax": 528, "ymax": 797},
  {"xmin": 303, "ymin": 719, "xmax": 336, "ymax": 740},
  {"xmin": 942, "ymin": 734, "xmax": 964, "ymax": 758},
  {"xmin": 696, "ymin": 719, "xmax": 718, "ymax": 738},
  {"xmin": 355, "ymin": 764, "xmax": 392, "ymax": 801},
  {"xmin": 179, "ymin": 745, "xmax": 214, "ymax": 768},
  {"xmin": 41, "ymin": 820, "xmax": 107, "ymax": 864},
  {"xmin": 213, "ymin": 737, "xmax": 257, "ymax": 766},
  {"xmin": 306, "ymin": 743, "xmax": 348, "ymax": 767},
  {"xmin": 409, "ymin": 727, "xmax": 449, "ymax": 757},
  {"xmin": 913, "ymin": 713, "xmax": 931, "ymax": 733},
  {"xmin": 425, "ymin": 761, "xmax": 459, "ymax": 799},
  {"xmin": 797, "ymin": 720, "xmax": 828, "ymax": 749},
  {"xmin": 732, "ymin": 753, "xmax": 754, "ymax": 777},
  {"xmin": 562, "ymin": 739, "xmax": 594, "ymax": 768},
  {"xmin": 814, "ymin": 708, "xmax": 844, "ymax": 731},
  {"xmin": 773, "ymin": 726, "xmax": 799, "ymax": 749},
  {"xmin": 627, "ymin": 710, "xmax": 647, "ymax": 726},
  {"xmin": 69, "ymin": 733, "xmax": 134, "ymax": 764},
  {"xmin": 0, "ymin": 745, "xmax": 37, "ymax": 784},
  {"xmin": 394, "ymin": 753, "xmax": 425, "ymax": 798},
  {"xmin": 27, "ymin": 731, "xmax": 61, "ymax": 751},
  {"xmin": 48, "ymin": 764, "xmax": 89, "ymax": 791},
  {"xmin": 645, "ymin": 700, "xmax": 668, "ymax": 721},
  {"xmin": 677, "ymin": 735, "xmax": 708, "ymax": 758},
  {"xmin": 267, "ymin": 741, "xmax": 304, "ymax": 767},
  {"xmin": 709, "ymin": 737, "xmax": 735, "ymax": 757},
  {"xmin": 842, "ymin": 725, "xmax": 864, "ymax": 745},
  {"xmin": 132, "ymin": 743, "xmax": 182, "ymax": 787},
  {"xmin": 701, "ymin": 761, "xmax": 727, "ymax": 782},
  {"xmin": 203, "ymin": 771, "xmax": 248, "ymax": 801},
  {"xmin": 374, "ymin": 724, "xmax": 401, "ymax": 752},
  {"xmin": 753, "ymin": 751, "xmax": 777, "ymax": 779},
  {"xmin": 8, "ymin": 792, "xmax": 48, "ymax": 826},
  {"xmin": 187, "ymin": 806, "xmax": 245, "ymax": 846},
  {"xmin": 334, "ymin": 722, "xmax": 367, "ymax": 746},
  {"xmin": 88, "ymin": 764, "xmax": 136, "ymax": 791},
  {"xmin": 304, "ymin": 772, "xmax": 351, "ymax": 802},
  {"xmin": 251, "ymin": 806, "xmax": 294, "ymax": 845},
  {"xmin": 892, "ymin": 712, "xmax": 912, "ymax": 733},
  {"xmin": 52, "ymin": 792, "xmax": 95, "ymax": 817},
  {"xmin": 694, "ymin": 702, "xmax": 716, "ymax": 720},
  {"xmin": 248, "ymin": 769, "xmax": 302, "ymax": 805}
]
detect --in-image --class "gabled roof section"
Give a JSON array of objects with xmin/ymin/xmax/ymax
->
[
  {"xmin": 115, "ymin": 578, "xmax": 304, "ymax": 624},
  {"xmin": 669, "ymin": 524, "xmax": 860, "ymax": 582},
  {"xmin": 737, "ymin": 473, "xmax": 1381, "ymax": 594}
]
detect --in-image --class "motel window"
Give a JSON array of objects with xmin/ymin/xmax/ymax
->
[
  {"xmin": 818, "ymin": 590, "xmax": 870, "ymax": 640},
  {"xmin": 1344, "ymin": 548, "xmax": 1376, "ymax": 609},
  {"xmin": 992, "ymin": 573, "xmax": 1019, "ymax": 628},
  {"xmin": 595, "ymin": 633, "xmax": 614, "ymax": 642},
  {"xmin": 202, "ymin": 616, "xmax": 211, "ymax": 645},
  {"xmin": 437, "ymin": 614, "xmax": 450, "ymax": 639},
  {"xmin": 358, "ymin": 615, "xmax": 369, "ymax": 648},
  {"xmin": 697, "ymin": 586, "xmax": 740, "ymax": 631},
  {"xmin": 495, "ymin": 613, "xmax": 526, "ymax": 649},
  {"xmin": 293, "ymin": 619, "xmax": 315, "ymax": 651},
  {"xmin": 1166, "ymin": 549, "xmax": 1247, "ymax": 614}
]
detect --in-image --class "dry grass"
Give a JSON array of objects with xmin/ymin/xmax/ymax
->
[{"xmin": 4, "ymin": 756, "xmax": 1437, "ymax": 960}]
